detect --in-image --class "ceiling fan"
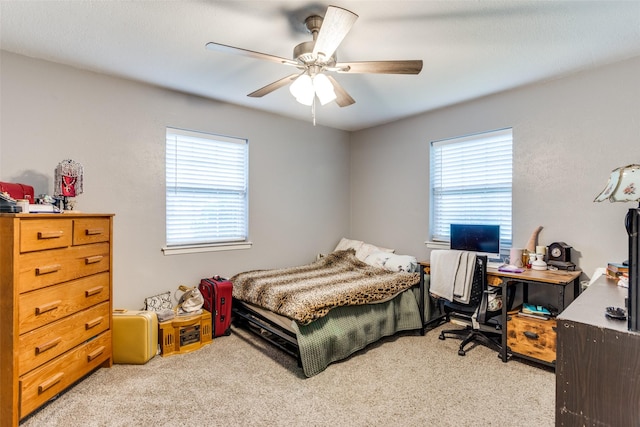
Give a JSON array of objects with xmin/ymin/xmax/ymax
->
[{"xmin": 205, "ymin": 5, "xmax": 423, "ymax": 110}]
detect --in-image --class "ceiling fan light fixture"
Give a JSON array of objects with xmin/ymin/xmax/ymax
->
[
  {"xmin": 289, "ymin": 74, "xmax": 315, "ymax": 106},
  {"xmin": 207, "ymin": 5, "xmax": 422, "ymax": 113},
  {"xmin": 313, "ymin": 73, "xmax": 337, "ymax": 105}
]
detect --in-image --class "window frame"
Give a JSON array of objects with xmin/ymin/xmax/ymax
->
[
  {"xmin": 428, "ymin": 128, "xmax": 513, "ymax": 257},
  {"xmin": 162, "ymin": 127, "xmax": 250, "ymax": 255}
]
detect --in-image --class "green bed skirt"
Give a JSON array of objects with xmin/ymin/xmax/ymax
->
[{"xmin": 291, "ymin": 275, "xmax": 435, "ymax": 377}]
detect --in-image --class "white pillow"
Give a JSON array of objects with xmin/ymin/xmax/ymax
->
[
  {"xmin": 334, "ymin": 237, "xmax": 363, "ymax": 253},
  {"xmin": 356, "ymin": 242, "xmax": 394, "ymax": 262},
  {"xmin": 384, "ymin": 254, "xmax": 418, "ymax": 273},
  {"xmin": 363, "ymin": 251, "xmax": 393, "ymax": 269}
]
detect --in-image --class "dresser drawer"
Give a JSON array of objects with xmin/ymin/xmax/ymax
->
[
  {"xmin": 18, "ymin": 302, "xmax": 110, "ymax": 375},
  {"xmin": 18, "ymin": 242, "xmax": 110, "ymax": 293},
  {"xmin": 19, "ymin": 331, "xmax": 111, "ymax": 419},
  {"xmin": 507, "ymin": 315, "xmax": 557, "ymax": 364},
  {"xmin": 73, "ymin": 218, "xmax": 111, "ymax": 245},
  {"xmin": 20, "ymin": 219, "xmax": 73, "ymax": 252},
  {"xmin": 19, "ymin": 272, "xmax": 110, "ymax": 334}
]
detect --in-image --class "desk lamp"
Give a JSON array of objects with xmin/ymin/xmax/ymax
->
[
  {"xmin": 54, "ymin": 159, "xmax": 83, "ymax": 210},
  {"xmin": 594, "ymin": 164, "xmax": 640, "ymax": 331}
]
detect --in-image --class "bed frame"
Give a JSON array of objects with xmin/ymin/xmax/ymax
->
[
  {"xmin": 232, "ymin": 301, "xmax": 303, "ymax": 366},
  {"xmin": 231, "ymin": 268, "xmax": 436, "ymax": 366}
]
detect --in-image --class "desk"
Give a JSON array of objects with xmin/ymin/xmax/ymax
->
[{"xmin": 419, "ymin": 262, "xmax": 582, "ymax": 366}]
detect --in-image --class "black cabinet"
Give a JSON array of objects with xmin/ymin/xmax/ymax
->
[{"xmin": 556, "ymin": 276, "xmax": 640, "ymax": 426}]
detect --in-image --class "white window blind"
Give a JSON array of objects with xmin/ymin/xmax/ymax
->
[
  {"xmin": 430, "ymin": 128, "xmax": 513, "ymax": 254},
  {"xmin": 165, "ymin": 128, "xmax": 248, "ymax": 248}
]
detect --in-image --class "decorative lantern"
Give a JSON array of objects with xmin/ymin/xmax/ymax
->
[{"xmin": 54, "ymin": 159, "xmax": 83, "ymax": 210}]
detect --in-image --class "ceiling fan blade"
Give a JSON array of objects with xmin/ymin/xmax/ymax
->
[
  {"xmin": 206, "ymin": 42, "xmax": 299, "ymax": 67},
  {"xmin": 326, "ymin": 75, "xmax": 355, "ymax": 107},
  {"xmin": 334, "ymin": 60, "xmax": 423, "ymax": 74},
  {"xmin": 247, "ymin": 73, "xmax": 300, "ymax": 98},
  {"xmin": 312, "ymin": 6, "xmax": 358, "ymax": 62}
]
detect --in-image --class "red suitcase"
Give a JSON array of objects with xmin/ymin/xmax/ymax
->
[{"xmin": 199, "ymin": 276, "xmax": 233, "ymax": 337}]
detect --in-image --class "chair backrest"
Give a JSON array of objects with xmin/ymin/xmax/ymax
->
[
  {"xmin": 474, "ymin": 255, "xmax": 500, "ymax": 324},
  {"xmin": 466, "ymin": 255, "xmax": 487, "ymax": 308}
]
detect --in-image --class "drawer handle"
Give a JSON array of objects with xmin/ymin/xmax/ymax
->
[
  {"xmin": 35, "ymin": 300, "xmax": 62, "ymax": 315},
  {"xmin": 85, "ymin": 255, "xmax": 103, "ymax": 264},
  {"xmin": 37, "ymin": 230, "xmax": 64, "ymax": 240},
  {"xmin": 85, "ymin": 286, "xmax": 104, "ymax": 297},
  {"xmin": 85, "ymin": 228, "xmax": 104, "ymax": 236},
  {"xmin": 35, "ymin": 264, "xmax": 61, "ymax": 275},
  {"xmin": 523, "ymin": 331, "xmax": 539, "ymax": 340},
  {"xmin": 36, "ymin": 337, "xmax": 61, "ymax": 354},
  {"xmin": 38, "ymin": 372, "xmax": 64, "ymax": 394},
  {"xmin": 85, "ymin": 316, "xmax": 104, "ymax": 329},
  {"xmin": 87, "ymin": 346, "xmax": 106, "ymax": 362}
]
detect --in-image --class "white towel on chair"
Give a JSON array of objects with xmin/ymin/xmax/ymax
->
[
  {"xmin": 453, "ymin": 251, "xmax": 476, "ymax": 304},
  {"xmin": 429, "ymin": 250, "xmax": 477, "ymax": 304},
  {"xmin": 429, "ymin": 250, "xmax": 463, "ymax": 301}
]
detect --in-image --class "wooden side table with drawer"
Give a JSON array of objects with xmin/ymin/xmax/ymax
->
[
  {"xmin": 506, "ymin": 313, "xmax": 557, "ymax": 364},
  {"xmin": 0, "ymin": 213, "xmax": 114, "ymax": 426}
]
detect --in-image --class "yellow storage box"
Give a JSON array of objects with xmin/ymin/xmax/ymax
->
[{"xmin": 112, "ymin": 309, "xmax": 158, "ymax": 364}]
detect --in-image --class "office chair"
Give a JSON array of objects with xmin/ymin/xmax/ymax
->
[{"xmin": 437, "ymin": 255, "xmax": 503, "ymax": 356}]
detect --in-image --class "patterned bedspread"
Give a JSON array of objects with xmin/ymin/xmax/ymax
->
[{"xmin": 231, "ymin": 250, "xmax": 420, "ymax": 325}]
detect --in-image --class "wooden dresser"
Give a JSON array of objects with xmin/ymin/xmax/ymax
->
[{"xmin": 0, "ymin": 213, "xmax": 114, "ymax": 426}]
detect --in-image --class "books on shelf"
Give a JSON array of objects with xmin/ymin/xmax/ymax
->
[
  {"xmin": 518, "ymin": 303, "xmax": 552, "ymax": 320},
  {"xmin": 607, "ymin": 262, "xmax": 629, "ymax": 279},
  {"xmin": 518, "ymin": 311, "xmax": 550, "ymax": 321},
  {"xmin": 522, "ymin": 303, "xmax": 551, "ymax": 315}
]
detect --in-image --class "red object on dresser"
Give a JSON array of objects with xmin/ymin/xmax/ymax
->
[{"xmin": 0, "ymin": 182, "xmax": 35, "ymax": 202}]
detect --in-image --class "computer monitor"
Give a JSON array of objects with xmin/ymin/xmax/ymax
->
[{"xmin": 450, "ymin": 224, "xmax": 500, "ymax": 257}]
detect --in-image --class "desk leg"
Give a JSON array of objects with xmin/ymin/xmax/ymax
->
[
  {"xmin": 419, "ymin": 265, "xmax": 426, "ymax": 335},
  {"xmin": 574, "ymin": 277, "xmax": 581, "ymax": 298},
  {"xmin": 500, "ymin": 279, "xmax": 509, "ymax": 362}
]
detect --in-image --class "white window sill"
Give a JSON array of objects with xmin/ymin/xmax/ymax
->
[
  {"xmin": 162, "ymin": 241, "xmax": 252, "ymax": 255},
  {"xmin": 425, "ymin": 241, "xmax": 449, "ymax": 250}
]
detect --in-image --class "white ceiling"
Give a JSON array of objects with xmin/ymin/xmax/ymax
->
[{"xmin": 2, "ymin": 1, "xmax": 640, "ymax": 131}]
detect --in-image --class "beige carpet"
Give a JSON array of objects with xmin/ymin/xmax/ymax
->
[{"xmin": 20, "ymin": 323, "xmax": 555, "ymax": 426}]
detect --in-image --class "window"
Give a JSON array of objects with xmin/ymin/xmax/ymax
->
[
  {"xmin": 164, "ymin": 127, "xmax": 249, "ymax": 254},
  {"xmin": 430, "ymin": 128, "xmax": 513, "ymax": 255}
]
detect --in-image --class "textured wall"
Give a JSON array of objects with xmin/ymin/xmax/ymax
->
[
  {"xmin": 0, "ymin": 51, "xmax": 351, "ymax": 308},
  {"xmin": 350, "ymin": 56, "xmax": 640, "ymax": 280}
]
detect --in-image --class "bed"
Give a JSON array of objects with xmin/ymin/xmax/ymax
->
[{"xmin": 230, "ymin": 239, "xmax": 436, "ymax": 377}]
